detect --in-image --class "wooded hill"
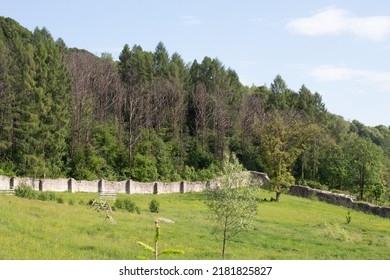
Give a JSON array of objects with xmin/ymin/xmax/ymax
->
[{"xmin": 0, "ymin": 17, "xmax": 389, "ymax": 205}]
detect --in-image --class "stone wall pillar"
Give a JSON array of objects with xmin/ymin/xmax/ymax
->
[
  {"xmin": 98, "ymin": 179, "xmax": 104, "ymax": 193},
  {"xmin": 153, "ymin": 182, "xmax": 158, "ymax": 194},
  {"xmin": 125, "ymin": 180, "xmax": 131, "ymax": 194},
  {"xmin": 10, "ymin": 177, "xmax": 15, "ymax": 189}
]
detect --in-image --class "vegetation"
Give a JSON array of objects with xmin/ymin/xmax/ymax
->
[
  {"xmin": 149, "ymin": 199, "xmax": 160, "ymax": 213},
  {"xmin": 205, "ymin": 153, "xmax": 258, "ymax": 258},
  {"xmin": 137, "ymin": 218, "xmax": 184, "ymax": 260},
  {"xmin": 0, "ymin": 192, "xmax": 389, "ymax": 259},
  {"xmin": 1, "ymin": 16, "xmax": 390, "ymax": 207}
]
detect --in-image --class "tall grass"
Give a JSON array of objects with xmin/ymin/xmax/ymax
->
[{"xmin": 0, "ymin": 190, "xmax": 389, "ymax": 259}]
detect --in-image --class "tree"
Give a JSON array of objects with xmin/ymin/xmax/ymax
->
[
  {"xmin": 153, "ymin": 41, "xmax": 170, "ymax": 79},
  {"xmin": 204, "ymin": 153, "xmax": 258, "ymax": 259},
  {"xmin": 255, "ymin": 110, "xmax": 320, "ymax": 201},
  {"xmin": 344, "ymin": 135, "xmax": 384, "ymax": 200}
]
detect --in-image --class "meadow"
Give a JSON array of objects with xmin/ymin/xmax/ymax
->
[{"xmin": 0, "ymin": 190, "xmax": 389, "ymax": 260}]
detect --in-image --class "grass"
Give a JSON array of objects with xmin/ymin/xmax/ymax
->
[{"xmin": 0, "ymin": 189, "xmax": 389, "ymax": 260}]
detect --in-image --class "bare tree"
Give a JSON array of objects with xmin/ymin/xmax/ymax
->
[{"xmin": 193, "ymin": 82, "xmax": 211, "ymax": 152}]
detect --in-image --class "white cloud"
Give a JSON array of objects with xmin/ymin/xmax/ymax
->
[
  {"xmin": 309, "ymin": 64, "xmax": 390, "ymax": 91},
  {"xmin": 180, "ymin": 16, "xmax": 202, "ymax": 26},
  {"xmin": 286, "ymin": 7, "xmax": 390, "ymax": 41}
]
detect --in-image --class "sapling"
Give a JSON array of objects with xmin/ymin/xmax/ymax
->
[
  {"xmin": 346, "ymin": 211, "xmax": 352, "ymax": 224},
  {"xmin": 137, "ymin": 218, "xmax": 184, "ymax": 260}
]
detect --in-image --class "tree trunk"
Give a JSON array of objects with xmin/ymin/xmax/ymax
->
[
  {"xmin": 222, "ymin": 227, "xmax": 227, "ymax": 259},
  {"xmin": 359, "ymin": 164, "xmax": 365, "ymax": 201},
  {"xmin": 275, "ymin": 191, "xmax": 281, "ymax": 202}
]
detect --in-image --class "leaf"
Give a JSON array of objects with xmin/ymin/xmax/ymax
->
[
  {"xmin": 137, "ymin": 241, "xmax": 155, "ymax": 253},
  {"xmin": 159, "ymin": 249, "xmax": 185, "ymax": 256}
]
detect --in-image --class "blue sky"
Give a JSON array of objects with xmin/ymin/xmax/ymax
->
[{"xmin": 2, "ymin": 0, "xmax": 390, "ymax": 126}]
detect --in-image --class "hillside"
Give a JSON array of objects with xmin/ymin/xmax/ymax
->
[
  {"xmin": 0, "ymin": 191, "xmax": 389, "ymax": 260},
  {"xmin": 1, "ymin": 17, "xmax": 390, "ymax": 206}
]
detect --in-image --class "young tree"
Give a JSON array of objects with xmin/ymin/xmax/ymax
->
[{"xmin": 205, "ymin": 153, "xmax": 258, "ymax": 259}]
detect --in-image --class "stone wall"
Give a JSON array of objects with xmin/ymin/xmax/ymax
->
[
  {"xmin": 0, "ymin": 175, "xmax": 9, "ymax": 190},
  {"xmin": 288, "ymin": 185, "xmax": 390, "ymax": 218},
  {"xmin": 0, "ymin": 171, "xmax": 270, "ymax": 195}
]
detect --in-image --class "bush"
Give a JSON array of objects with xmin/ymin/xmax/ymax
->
[
  {"xmin": 298, "ymin": 179, "xmax": 328, "ymax": 191},
  {"xmin": 68, "ymin": 199, "xmax": 75, "ymax": 206},
  {"xmin": 15, "ymin": 184, "xmax": 36, "ymax": 199},
  {"xmin": 38, "ymin": 192, "xmax": 49, "ymax": 201},
  {"xmin": 114, "ymin": 198, "xmax": 125, "ymax": 209},
  {"xmin": 114, "ymin": 198, "xmax": 140, "ymax": 214},
  {"xmin": 47, "ymin": 192, "xmax": 57, "ymax": 201},
  {"xmin": 57, "ymin": 197, "xmax": 64, "ymax": 204},
  {"xmin": 149, "ymin": 199, "xmax": 160, "ymax": 213}
]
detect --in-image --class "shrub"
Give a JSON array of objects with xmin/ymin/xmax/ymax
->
[
  {"xmin": 114, "ymin": 198, "xmax": 140, "ymax": 214},
  {"xmin": 57, "ymin": 197, "xmax": 64, "ymax": 204},
  {"xmin": 38, "ymin": 192, "xmax": 49, "ymax": 201},
  {"xmin": 149, "ymin": 199, "xmax": 160, "ymax": 213},
  {"xmin": 114, "ymin": 198, "xmax": 125, "ymax": 210},
  {"xmin": 47, "ymin": 192, "xmax": 57, "ymax": 201},
  {"xmin": 68, "ymin": 199, "xmax": 75, "ymax": 206},
  {"xmin": 346, "ymin": 211, "xmax": 352, "ymax": 224},
  {"xmin": 298, "ymin": 179, "xmax": 328, "ymax": 191},
  {"xmin": 15, "ymin": 184, "xmax": 36, "ymax": 199}
]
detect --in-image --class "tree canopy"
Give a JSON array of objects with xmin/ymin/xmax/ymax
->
[{"xmin": 0, "ymin": 17, "xmax": 389, "ymax": 205}]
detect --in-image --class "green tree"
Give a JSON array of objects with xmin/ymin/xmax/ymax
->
[
  {"xmin": 153, "ymin": 41, "xmax": 170, "ymax": 79},
  {"xmin": 318, "ymin": 143, "xmax": 348, "ymax": 188},
  {"xmin": 32, "ymin": 27, "xmax": 71, "ymax": 177},
  {"xmin": 344, "ymin": 135, "xmax": 384, "ymax": 200},
  {"xmin": 205, "ymin": 153, "xmax": 258, "ymax": 259},
  {"xmin": 256, "ymin": 110, "xmax": 320, "ymax": 201}
]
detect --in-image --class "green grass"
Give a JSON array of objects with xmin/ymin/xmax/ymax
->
[{"xmin": 0, "ymin": 190, "xmax": 389, "ymax": 260}]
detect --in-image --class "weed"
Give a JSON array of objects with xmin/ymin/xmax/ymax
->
[
  {"xmin": 346, "ymin": 211, "xmax": 352, "ymax": 224},
  {"xmin": 323, "ymin": 222, "xmax": 350, "ymax": 242},
  {"xmin": 137, "ymin": 218, "xmax": 184, "ymax": 260}
]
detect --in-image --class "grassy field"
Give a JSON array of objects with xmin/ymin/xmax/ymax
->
[{"xmin": 0, "ymin": 189, "xmax": 389, "ymax": 260}]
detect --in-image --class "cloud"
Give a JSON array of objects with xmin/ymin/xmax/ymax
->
[
  {"xmin": 180, "ymin": 16, "xmax": 202, "ymax": 26},
  {"xmin": 286, "ymin": 7, "xmax": 390, "ymax": 41},
  {"xmin": 309, "ymin": 64, "xmax": 390, "ymax": 91}
]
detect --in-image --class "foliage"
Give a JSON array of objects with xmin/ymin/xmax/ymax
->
[
  {"xmin": 255, "ymin": 110, "xmax": 320, "ymax": 201},
  {"xmin": 137, "ymin": 218, "xmax": 184, "ymax": 260},
  {"xmin": 205, "ymin": 153, "xmax": 258, "ymax": 259},
  {"xmin": 14, "ymin": 183, "xmax": 36, "ymax": 199},
  {"xmin": 1, "ymin": 17, "xmax": 390, "ymax": 208},
  {"xmin": 149, "ymin": 199, "xmax": 160, "ymax": 213},
  {"xmin": 346, "ymin": 211, "xmax": 352, "ymax": 225},
  {"xmin": 114, "ymin": 198, "xmax": 141, "ymax": 214}
]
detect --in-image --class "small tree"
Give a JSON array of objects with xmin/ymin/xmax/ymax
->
[
  {"xmin": 205, "ymin": 153, "xmax": 258, "ymax": 259},
  {"xmin": 137, "ymin": 218, "xmax": 184, "ymax": 260}
]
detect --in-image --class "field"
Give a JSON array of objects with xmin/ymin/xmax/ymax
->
[{"xmin": 0, "ymin": 190, "xmax": 389, "ymax": 260}]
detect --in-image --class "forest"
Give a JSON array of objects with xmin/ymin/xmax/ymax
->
[{"xmin": 1, "ymin": 17, "xmax": 389, "ymax": 205}]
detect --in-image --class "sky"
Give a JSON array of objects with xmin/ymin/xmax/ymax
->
[{"xmin": 1, "ymin": 0, "xmax": 390, "ymax": 127}]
